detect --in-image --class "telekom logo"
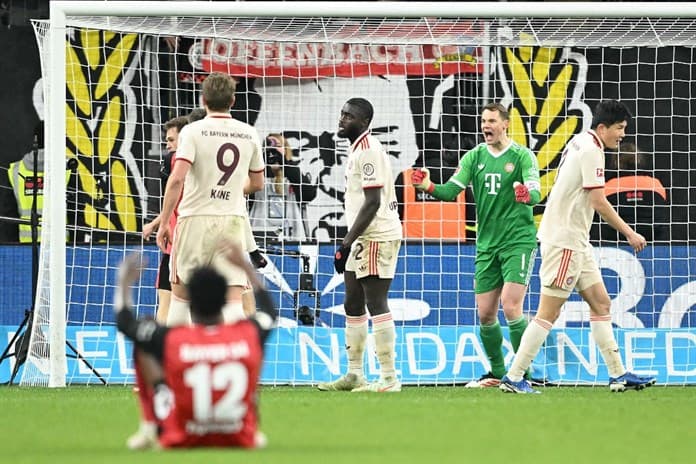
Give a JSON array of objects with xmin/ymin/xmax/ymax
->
[{"xmin": 484, "ymin": 173, "xmax": 501, "ymax": 194}]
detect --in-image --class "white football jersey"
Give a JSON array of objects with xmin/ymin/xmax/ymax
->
[
  {"xmin": 344, "ymin": 131, "xmax": 402, "ymax": 241},
  {"xmin": 175, "ymin": 114, "xmax": 264, "ymax": 217},
  {"xmin": 538, "ymin": 130, "xmax": 605, "ymax": 250}
]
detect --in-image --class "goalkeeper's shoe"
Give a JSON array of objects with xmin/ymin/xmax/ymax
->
[
  {"xmin": 609, "ymin": 372, "xmax": 657, "ymax": 392},
  {"xmin": 351, "ymin": 376, "xmax": 402, "ymax": 393},
  {"xmin": 126, "ymin": 421, "xmax": 158, "ymax": 450},
  {"xmin": 317, "ymin": 373, "xmax": 367, "ymax": 392},
  {"xmin": 464, "ymin": 372, "xmax": 501, "ymax": 388},
  {"xmin": 499, "ymin": 376, "xmax": 540, "ymax": 394}
]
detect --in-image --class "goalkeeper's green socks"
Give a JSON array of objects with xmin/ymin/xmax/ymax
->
[
  {"xmin": 507, "ymin": 316, "xmax": 528, "ymax": 353},
  {"xmin": 480, "ymin": 321, "xmax": 506, "ymax": 379}
]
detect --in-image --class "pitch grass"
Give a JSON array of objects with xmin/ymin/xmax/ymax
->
[{"xmin": 0, "ymin": 386, "xmax": 693, "ymax": 464}]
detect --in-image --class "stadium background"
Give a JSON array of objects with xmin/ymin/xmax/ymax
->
[{"xmin": 0, "ymin": 2, "xmax": 694, "ymax": 385}]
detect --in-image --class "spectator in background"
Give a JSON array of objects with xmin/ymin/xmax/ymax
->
[
  {"xmin": 117, "ymin": 241, "xmax": 278, "ymax": 450},
  {"xmin": 590, "ymin": 141, "xmax": 669, "ymax": 243},
  {"xmin": 248, "ymin": 133, "xmax": 318, "ymax": 243},
  {"xmin": 0, "ymin": 123, "xmax": 72, "ymax": 243},
  {"xmin": 0, "ymin": 123, "xmax": 44, "ymax": 243}
]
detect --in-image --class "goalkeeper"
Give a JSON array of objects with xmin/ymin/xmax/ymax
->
[{"xmin": 412, "ymin": 102, "xmax": 540, "ymax": 388}]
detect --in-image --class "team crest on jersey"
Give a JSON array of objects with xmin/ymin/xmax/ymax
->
[
  {"xmin": 363, "ymin": 163, "xmax": 375, "ymax": 176},
  {"xmin": 566, "ymin": 276, "xmax": 574, "ymax": 286},
  {"xmin": 596, "ymin": 168, "xmax": 604, "ymax": 178},
  {"xmin": 504, "ymin": 162, "xmax": 515, "ymax": 173}
]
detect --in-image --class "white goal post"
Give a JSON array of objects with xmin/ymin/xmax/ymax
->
[{"xmin": 25, "ymin": 1, "xmax": 696, "ymax": 387}]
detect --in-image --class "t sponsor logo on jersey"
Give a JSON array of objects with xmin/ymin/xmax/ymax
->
[
  {"xmin": 505, "ymin": 162, "xmax": 514, "ymax": 173},
  {"xmin": 484, "ymin": 173, "xmax": 501, "ymax": 194}
]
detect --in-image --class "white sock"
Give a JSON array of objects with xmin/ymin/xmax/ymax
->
[
  {"xmin": 590, "ymin": 315, "xmax": 625, "ymax": 378},
  {"xmin": 507, "ymin": 318, "xmax": 553, "ymax": 381},
  {"xmin": 345, "ymin": 314, "xmax": 368, "ymax": 377},
  {"xmin": 166, "ymin": 296, "xmax": 191, "ymax": 326},
  {"xmin": 222, "ymin": 302, "xmax": 246, "ymax": 323},
  {"xmin": 372, "ymin": 312, "xmax": 396, "ymax": 381}
]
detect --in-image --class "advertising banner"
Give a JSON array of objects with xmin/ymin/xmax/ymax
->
[{"xmin": 1, "ymin": 325, "xmax": 694, "ymax": 385}]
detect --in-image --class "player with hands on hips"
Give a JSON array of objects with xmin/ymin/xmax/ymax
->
[{"xmin": 412, "ymin": 102, "xmax": 542, "ymax": 388}]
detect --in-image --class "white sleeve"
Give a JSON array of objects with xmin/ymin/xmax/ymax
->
[
  {"xmin": 581, "ymin": 147, "xmax": 605, "ymax": 189},
  {"xmin": 175, "ymin": 125, "xmax": 196, "ymax": 165},
  {"xmin": 359, "ymin": 148, "xmax": 386, "ymax": 189}
]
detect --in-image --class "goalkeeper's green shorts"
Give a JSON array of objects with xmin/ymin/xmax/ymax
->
[{"xmin": 473, "ymin": 245, "xmax": 537, "ymax": 294}]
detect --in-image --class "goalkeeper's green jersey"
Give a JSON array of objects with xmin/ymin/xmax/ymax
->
[{"xmin": 432, "ymin": 141, "xmax": 540, "ymax": 251}]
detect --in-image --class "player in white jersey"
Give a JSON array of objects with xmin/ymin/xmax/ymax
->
[
  {"xmin": 500, "ymin": 100, "xmax": 656, "ymax": 393},
  {"xmin": 156, "ymin": 73, "xmax": 265, "ymax": 326},
  {"xmin": 317, "ymin": 98, "xmax": 402, "ymax": 393}
]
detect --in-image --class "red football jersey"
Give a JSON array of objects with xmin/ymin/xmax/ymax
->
[{"xmin": 157, "ymin": 321, "xmax": 263, "ymax": 448}]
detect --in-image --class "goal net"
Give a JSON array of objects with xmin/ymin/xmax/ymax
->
[{"xmin": 21, "ymin": 1, "xmax": 696, "ymax": 386}]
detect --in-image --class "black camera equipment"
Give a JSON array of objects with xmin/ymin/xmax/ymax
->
[
  {"xmin": 260, "ymin": 245, "xmax": 321, "ymax": 326},
  {"xmin": 264, "ymin": 146, "xmax": 283, "ymax": 166}
]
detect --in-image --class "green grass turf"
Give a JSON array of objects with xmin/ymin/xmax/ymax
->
[{"xmin": 0, "ymin": 385, "xmax": 693, "ymax": 464}]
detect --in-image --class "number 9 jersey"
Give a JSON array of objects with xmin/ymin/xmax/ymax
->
[{"xmin": 175, "ymin": 114, "xmax": 264, "ymax": 218}]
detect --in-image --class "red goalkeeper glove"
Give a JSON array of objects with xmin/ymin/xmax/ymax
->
[
  {"xmin": 411, "ymin": 168, "xmax": 434, "ymax": 193},
  {"xmin": 513, "ymin": 181, "xmax": 530, "ymax": 203}
]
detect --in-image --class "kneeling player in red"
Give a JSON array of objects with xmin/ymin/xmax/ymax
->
[{"xmin": 115, "ymin": 242, "xmax": 278, "ymax": 450}]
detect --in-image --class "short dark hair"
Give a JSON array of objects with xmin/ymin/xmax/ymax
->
[
  {"xmin": 188, "ymin": 108, "xmax": 207, "ymax": 123},
  {"xmin": 591, "ymin": 100, "xmax": 632, "ymax": 129},
  {"xmin": 482, "ymin": 102, "xmax": 509, "ymax": 121},
  {"xmin": 187, "ymin": 266, "xmax": 227, "ymax": 319},
  {"xmin": 164, "ymin": 116, "xmax": 189, "ymax": 133},
  {"xmin": 345, "ymin": 97, "xmax": 374, "ymax": 125}
]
